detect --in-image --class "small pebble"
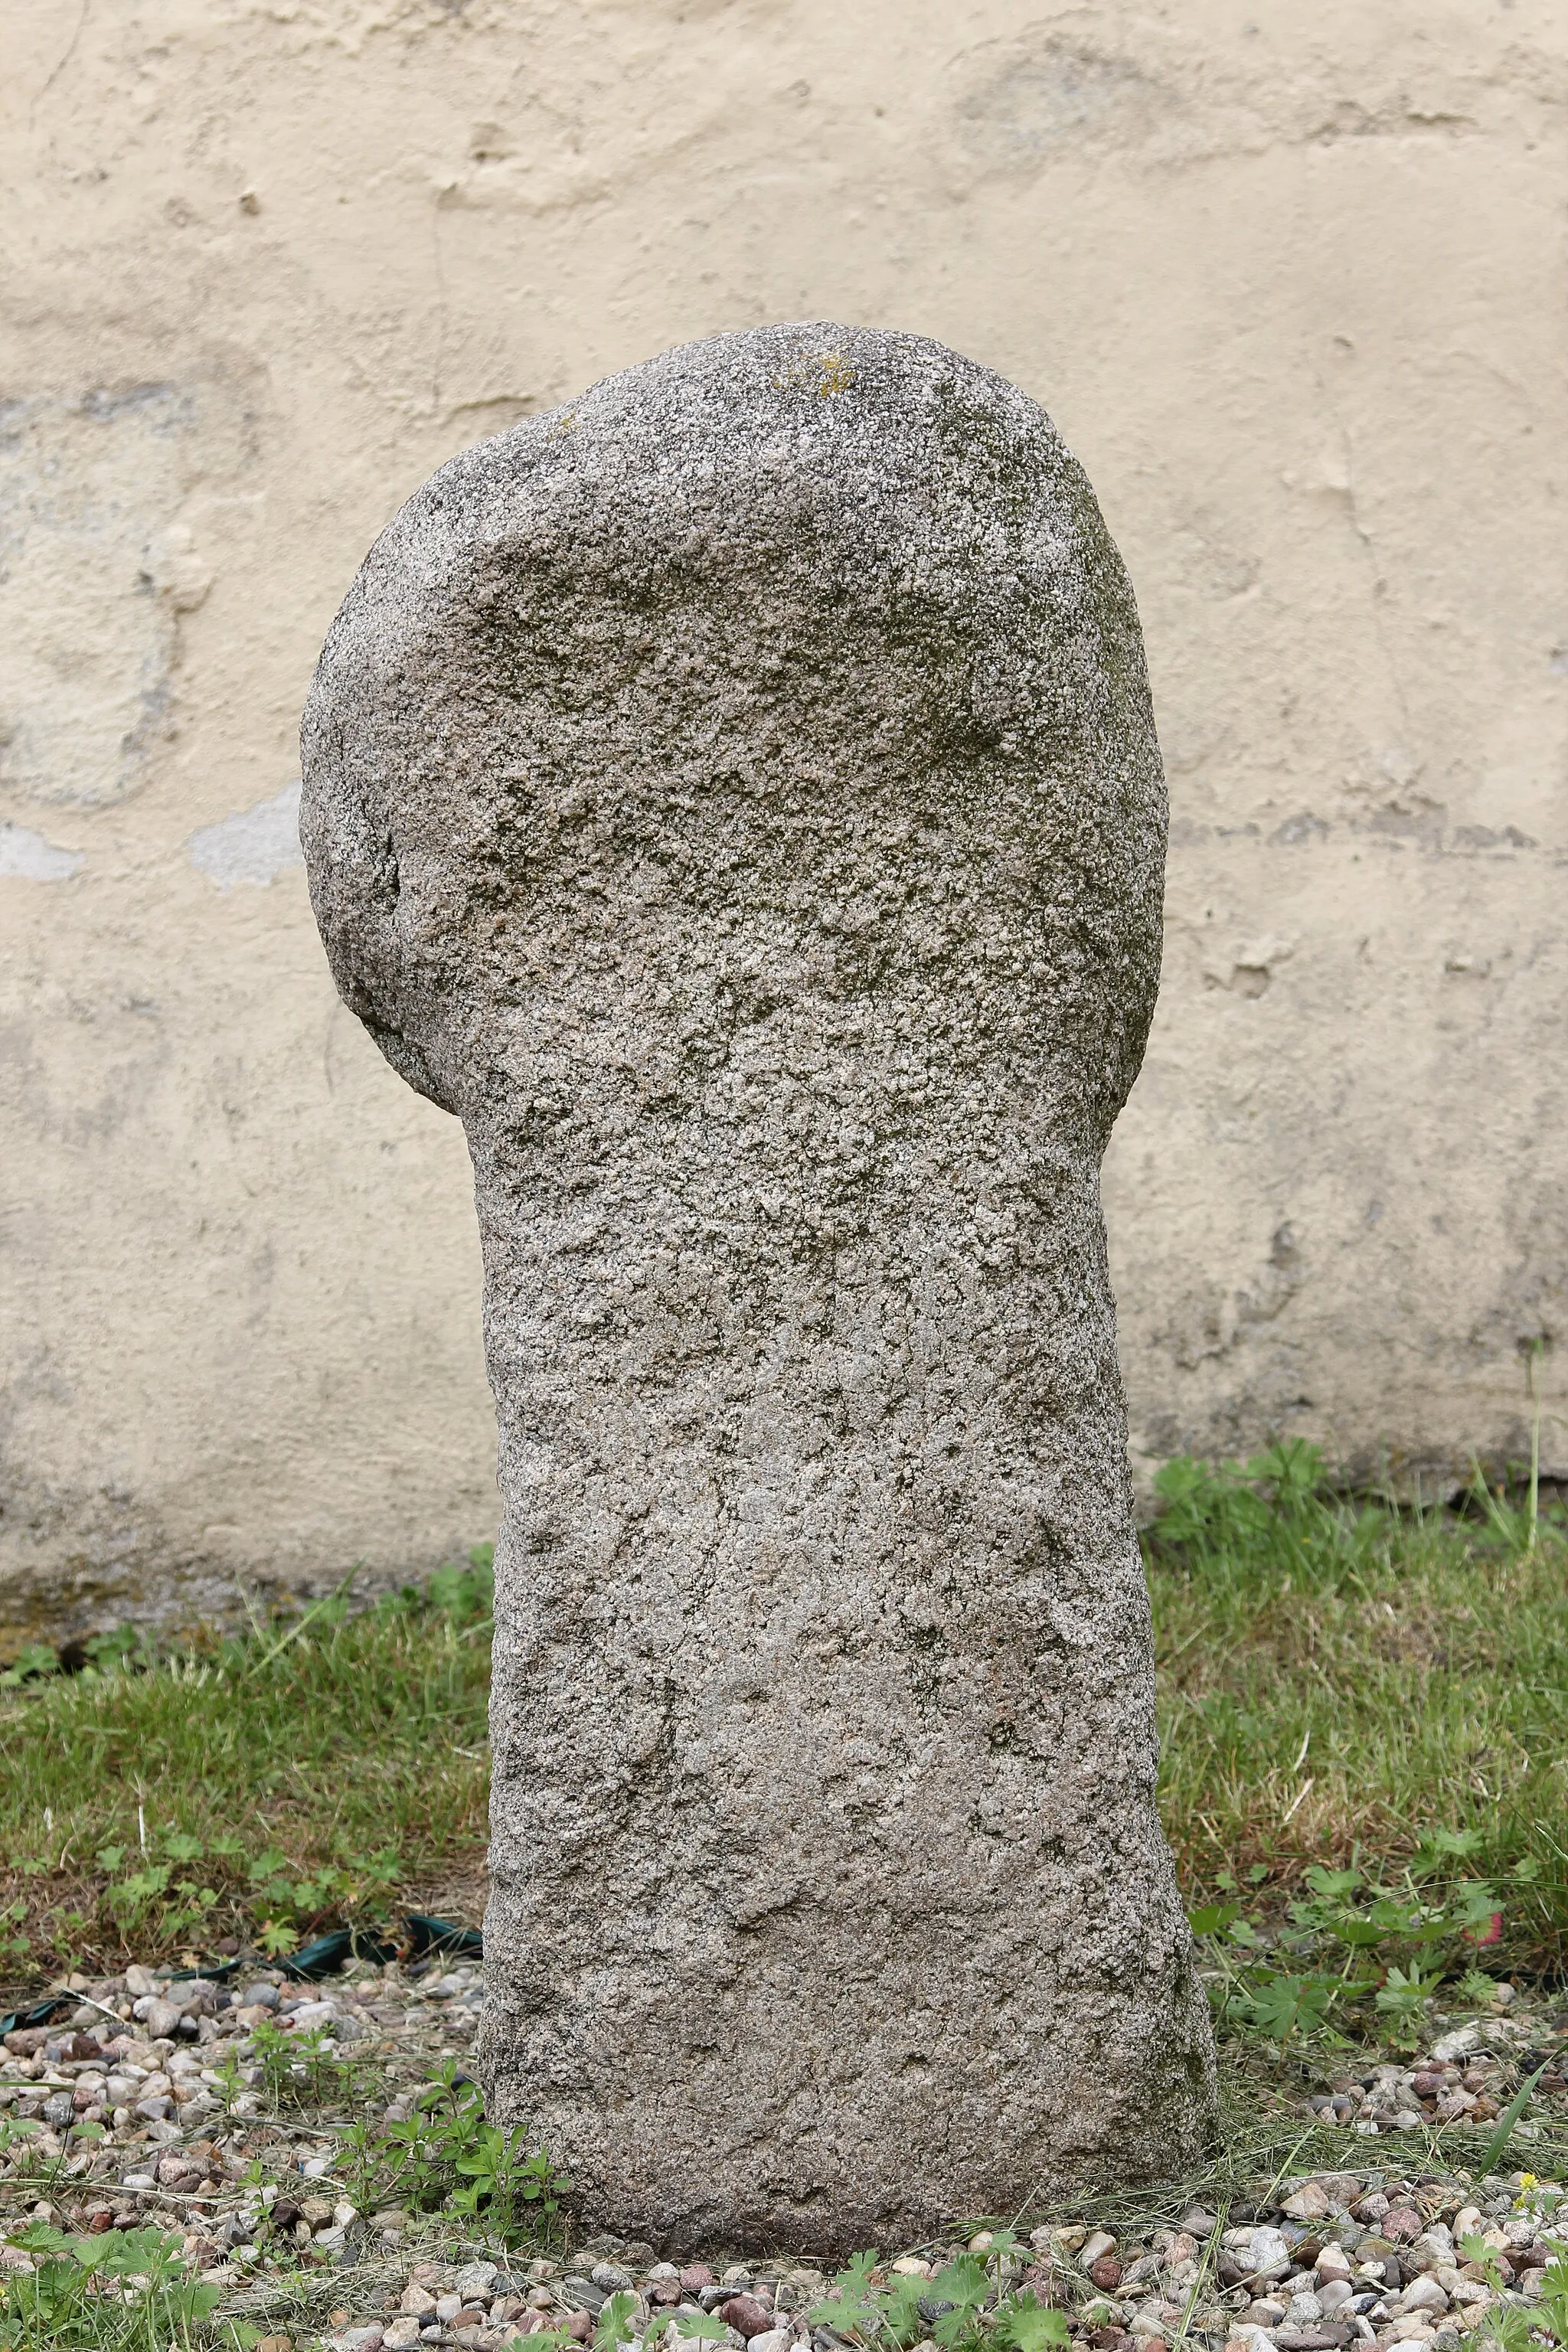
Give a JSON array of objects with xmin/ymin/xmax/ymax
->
[{"xmin": 721, "ymin": 2295, "xmax": 773, "ymax": 2340}]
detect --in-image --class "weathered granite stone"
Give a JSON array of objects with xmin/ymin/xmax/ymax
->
[{"xmin": 301, "ymin": 322, "xmax": 1217, "ymax": 2249}]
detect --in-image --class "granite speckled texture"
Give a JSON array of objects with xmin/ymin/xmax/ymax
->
[{"xmin": 300, "ymin": 323, "xmax": 1217, "ymax": 2250}]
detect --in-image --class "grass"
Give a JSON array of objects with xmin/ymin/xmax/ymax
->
[
  {"xmin": 0, "ymin": 1448, "xmax": 1563, "ymax": 1991},
  {"xmin": 0, "ymin": 1557, "xmax": 493, "ymax": 1994},
  {"xmin": 1150, "ymin": 1442, "xmax": 1568, "ymax": 1978}
]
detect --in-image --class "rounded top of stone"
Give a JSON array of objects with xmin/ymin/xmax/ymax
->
[{"xmin": 302, "ymin": 322, "xmax": 1165, "ymax": 1135}]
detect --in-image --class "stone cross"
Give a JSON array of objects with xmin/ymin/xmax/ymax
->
[{"xmin": 302, "ymin": 324, "xmax": 1217, "ymax": 2251}]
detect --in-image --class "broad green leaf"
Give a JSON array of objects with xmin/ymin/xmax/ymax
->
[
  {"xmin": 1188, "ymin": 1901, "xmax": 1241, "ymax": 1937},
  {"xmin": 1305, "ymin": 1864, "xmax": 1361, "ymax": 1898},
  {"xmin": 996, "ymin": 2298, "xmax": 1070, "ymax": 2352}
]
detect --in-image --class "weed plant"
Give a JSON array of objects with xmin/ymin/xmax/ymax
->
[
  {"xmin": 803, "ymin": 2238, "xmax": 1070, "ymax": 2352},
  {"xmin": 0, "ymin": 2220, "xmax": 224, "ymax": 2351},
  {"xmin": 336, "ymin": 2059, "xmax": 569, "ymax": 2243}
]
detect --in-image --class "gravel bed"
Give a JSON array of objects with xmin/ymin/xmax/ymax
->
[{"xmin": 1, "ymin": 1958, "xmax": 1564, "ymax": 2352}]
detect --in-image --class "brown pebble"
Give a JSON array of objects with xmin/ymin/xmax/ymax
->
[
  {"xmin": 681, "ymin": 2267, "xmax": 715, "ymax": 2292},
  {"xmin": 456, "ymin": 2313, "xmax": 488, "ymax": 2331},
  {"xmin": 721, "ymin": 2297, "xmax": 773, "ymax": 2340},
  {"xmin": 1089, "ymin": 2257, "xmax": 1122, "ymax": 2290},
  {"xmin": 564, "ymin": 2316, "xmax": 592, "ymax": 2344},
  {"xmin": 2, "ymin": 2030, "xmax": 51, "ymax": 2058},
  {"xmin": 1383, "ymin": 2209, "xmax": 1423, "ymax": 2244}
]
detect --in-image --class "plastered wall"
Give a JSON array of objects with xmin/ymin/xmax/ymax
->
[{"xmin": 3, "ymin": 0, "xmax": 1565, "ymax": 1635}]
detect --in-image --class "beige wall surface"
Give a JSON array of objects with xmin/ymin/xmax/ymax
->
[{"xmin": 2, "ymin": 0, "xmax": 1565, "ymax": 1636}]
